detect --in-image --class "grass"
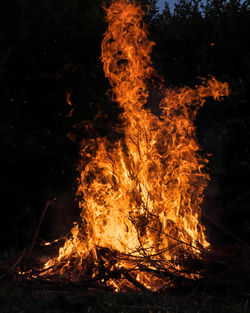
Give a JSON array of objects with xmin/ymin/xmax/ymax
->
[{"xmin": 0, "ymin": 279, "xmax": 249, "ymax": 313}]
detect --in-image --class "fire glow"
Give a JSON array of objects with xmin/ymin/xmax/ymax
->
[{"xmin": 41, "ymin": 0, "xmax": 229, "ymax": 291}]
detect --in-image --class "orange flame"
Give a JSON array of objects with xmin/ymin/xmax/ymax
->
[
  {"xmin": 66, "ymin": 89, "xmax": 72, "ymax": 106},
  {"xmin": 42, "ymin": 0, "xmax": 229, "ymax": 291}
]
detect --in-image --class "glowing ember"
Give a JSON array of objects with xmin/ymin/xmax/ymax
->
[{"xmin": 41, "ymin": 0, "xmax": 229, "ymax": 291}]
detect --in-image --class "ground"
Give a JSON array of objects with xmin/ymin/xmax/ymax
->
[{"xmin": 0, "ymin": 276, "xmax": 249, "ymax": 313}]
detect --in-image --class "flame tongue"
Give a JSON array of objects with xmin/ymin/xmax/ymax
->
[
  {"xmin": 42, "ymin": 0, "xmax": 229, "ymax": 290},
  {"xmin": 101, "ymin": 0, "xmax": 154, "ymax": 112}
]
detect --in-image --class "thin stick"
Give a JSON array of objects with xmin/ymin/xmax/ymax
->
[
  {"xmin": 122, "ymin": 270, "xmax": 149, "ymax": 291},
  {"xmin": 27, "ymin": 200, "xmax": 54, "ymax": 258},
  {"xmin": 203, "ymin": 213, "xmax": 250, "ymax": 248},
  {"xmin": 11, "ymin": 250, "xmax": 26, "ymax": 271},
  {"xmin": 148, "ymin": 225, "xmax": 209, "ymax": 255},
  {"xmin": 0, "ymin": 250, "xmax": 26, "ymax": 280}
]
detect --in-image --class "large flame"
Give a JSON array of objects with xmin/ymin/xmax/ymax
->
[{"xmin": 42, "ymin": 0, "xmax": 229, "ymax": 291}]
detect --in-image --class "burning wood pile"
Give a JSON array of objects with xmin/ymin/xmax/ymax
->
[{"xmin": 24, "ymin": 0, "xmax": 229, "ymax": 291}]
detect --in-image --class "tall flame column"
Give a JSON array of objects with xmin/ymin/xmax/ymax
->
[{"xmin": 42, "ymin": 0, "xmax": 229, "ymax": 291}]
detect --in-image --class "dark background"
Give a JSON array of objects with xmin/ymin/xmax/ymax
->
[{"xmin": 0, "ymin": 0, "xmax": 249, "ymax": 254}]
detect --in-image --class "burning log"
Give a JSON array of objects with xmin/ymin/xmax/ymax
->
[{"xmin": 33, "ymin": 0, "xmax": 229, "ymax": 291}]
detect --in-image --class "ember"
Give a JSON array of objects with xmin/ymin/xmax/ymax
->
[{"xmin": 41, "ymin": 0, "xmax": 229, "ymax": 291}]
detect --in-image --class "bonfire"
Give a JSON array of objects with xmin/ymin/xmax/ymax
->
[{"xmin": 36, "ymin": 0, "xmax": 229, "ymax": 291}]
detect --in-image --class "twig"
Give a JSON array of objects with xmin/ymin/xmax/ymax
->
[
  {"xmin": 148, "ymin": 225, "xmax": 209, "ymax": 255},
  {"xmin": 0, "ymin": 273, "xmax": 7, "ymax": 280},
  {"xmin": 0, "ymin": 250, "xmax": 26, "ymax": 280},
  {"xmin": 11, "ymin": 250, "xmax": 26, "ymax": 271},
  {"xmin": 27, "ymin": 199, "xmax": 55, "ymax": 258},
  {"xmin": 122, "ymin": 269, "xmax": 149, "ymax": 291},
  {"xmin": 203, "ymin": 213, "xmax": 250, "ymax": 249}
]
